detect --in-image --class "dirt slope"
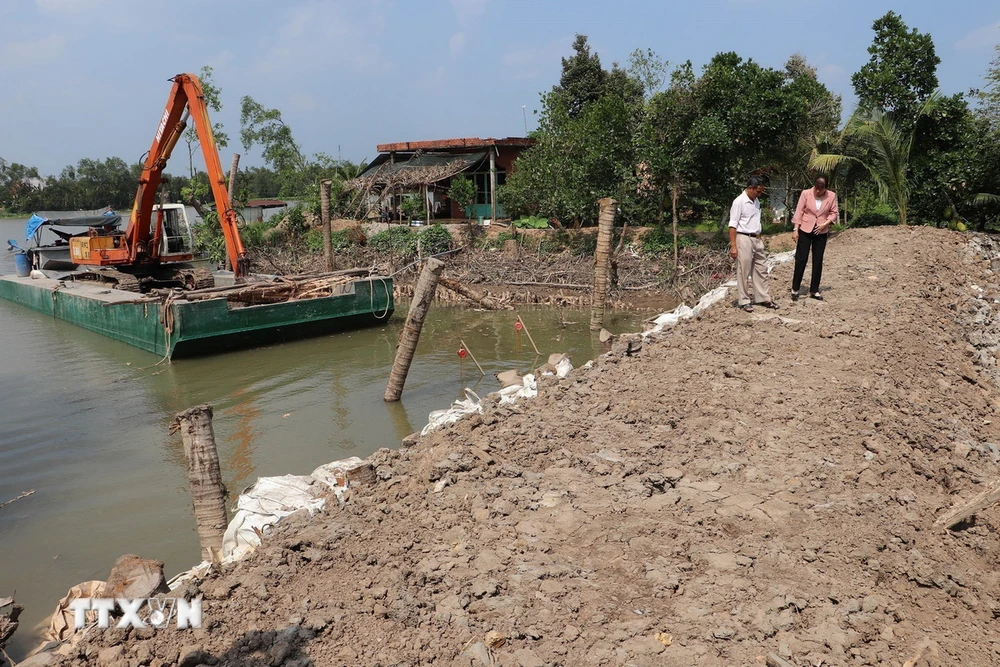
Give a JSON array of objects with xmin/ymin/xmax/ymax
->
[{"xmin": 51, "ymin": 227, "xmax": 1000, "ymax": 666}]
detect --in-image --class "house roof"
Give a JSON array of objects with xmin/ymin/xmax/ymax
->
[
  {"xmin": 244, "ymin": 199, "xmax": 287, "ymax": 208},
  {"xmin": 349, "ymin": 151, "xmax": 489, "ymax": 191},
  {"xmin": 376, "ymin": 137, "xmax": 535, "ymax": 152}
]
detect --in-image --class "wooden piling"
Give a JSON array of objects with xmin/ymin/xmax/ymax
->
[
  {"xmin": 225, "ymin": 154, "xmax": 240, "ymax": 273},
  {"xmin": 227, "ymin": 154, "xmax": 240, "ymax": 202},
  {"xmin": 321, "ymin": 179, "xmax": 333, "ymax": 272},
  {"xmin": 384, "ymin": 258, "xmax": 445, "ymax": 401},
  {"xmin": 590, "ymin": 197, "xmax": 617, "ymax": 330},
  {"xmin": 172, "ymin": 404, "xmax": 228, "ymax": 562}
]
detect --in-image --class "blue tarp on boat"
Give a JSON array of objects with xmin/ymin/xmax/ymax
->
[{"xmin": 25, "ymin": 211, "xmax": 121, "ymax": 240}]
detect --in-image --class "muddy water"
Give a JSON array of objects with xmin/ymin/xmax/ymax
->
[{"xmin": 0, "ymin": 217, "xmax": 662, "ymax": 659}]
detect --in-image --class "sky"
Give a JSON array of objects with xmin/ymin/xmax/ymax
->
[{"xmin": 1, "ymin": 0, "xmax": 998, "ymax": 177}]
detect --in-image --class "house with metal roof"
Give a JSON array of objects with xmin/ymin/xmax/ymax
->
[{"xmin": 349, "ymin": 137, "xmax": 535, "ymax": 222}]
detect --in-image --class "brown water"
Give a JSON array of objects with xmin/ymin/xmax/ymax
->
[{"xmin": 0, "ymin": 217, "xmax": 660, "ymax": 659}]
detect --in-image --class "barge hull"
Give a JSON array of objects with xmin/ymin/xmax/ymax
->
[{"xmin": 0, "ymin": 275, "xmax": 394, "ymax": 358}]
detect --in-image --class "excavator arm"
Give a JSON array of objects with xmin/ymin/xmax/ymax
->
[{"xmin": 125, "ymin": 73, "xmax": 248, "ymax": 277}]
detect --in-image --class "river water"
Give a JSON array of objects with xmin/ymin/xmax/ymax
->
[{"xmin": 0, "ymin": 217, "xmax": 657, "ymax": 659}]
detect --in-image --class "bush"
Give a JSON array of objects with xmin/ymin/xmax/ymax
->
[
  {"xmin": 193, "ymin": 213, "xmax": 226, "ymax": 264},
  {"xmin": 641, "ymin": 226, "xmax": 699, "ymax": 254},
  {"xmin": 285, "ymin": 206, "xmax": 308, "ymax": 236},
  {"xmin": 761, "ymin": 222, "xmax": 789, "ymax": 236},
  {"xmin": 513, "ymin": 215, "xmax": 550, "ymax": 229},
  {"xmin": 569, "ymin": 233, "xmax": 598, "ymax": 257},
  {"xmin": 304, "ymin": 228, "xmax": 354, "ymax": 253},
  {"xmin": 850, "ymin": 212, "xmax": 896, "ymax": 228},
  {"xmin": 242, "ymin": 221, "xmax": 276, "ymax": 247},
  {"xmin": 417, "ymin": 224, "xmax": 453, "ymax": 254},
  {"xmin": 368, "ymin": 226, "xmax": 416, "ymax": 253}
]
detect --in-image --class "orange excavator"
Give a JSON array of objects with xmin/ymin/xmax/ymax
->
[{"xmin": 68, "ymin": 73, "xmax": 248, "ymax": 291}]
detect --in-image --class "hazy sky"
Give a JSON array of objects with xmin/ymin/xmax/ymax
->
[{"xmin": 1, "ymin": 0, "xmax": 998, "ymax": 177}]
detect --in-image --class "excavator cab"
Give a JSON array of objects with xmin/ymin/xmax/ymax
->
[{"xmin": 154, "ymin": 204, "xmax": 196, "ymax": 255}]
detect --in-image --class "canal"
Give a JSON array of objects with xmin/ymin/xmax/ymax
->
[{"xmin": 0, "ymin": 217, "xmax": 659, "ymax": 659}]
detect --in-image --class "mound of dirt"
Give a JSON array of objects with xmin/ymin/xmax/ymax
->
[{"xmin": 49, "ymin": 227, "xmax": 1000, "ymax": 666}]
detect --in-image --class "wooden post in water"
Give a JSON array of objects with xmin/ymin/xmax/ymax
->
[
  {"xmin": 384, "ymin": 258, "xmax": 445, "ymax": 402},
  {"xmin": 172, "ymin": 404, "xmax": 228, "ymax": 562},
  {"xmin": 590, "ymin": 197, "xmax": 617, "ymax": 330},
  {"xmin": 321, "ymin": 179, "xmax": 333, "ymax": 272}
]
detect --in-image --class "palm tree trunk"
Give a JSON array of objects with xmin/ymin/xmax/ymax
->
[
  {"xmin": 384, "ymin": 258, "xmax": 445, "ymax": 401},
  {"xmin": 174, "ymin": 405, "xmax": 228, "ymax": 562},
  {"xmin": 590, "ymin": 197, "xmax": 617, "ymax": 331}
]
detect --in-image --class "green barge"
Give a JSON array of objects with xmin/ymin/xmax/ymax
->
[{"xmin": 0, "ymin": 273, "xmax": 394, "ymax": 358}]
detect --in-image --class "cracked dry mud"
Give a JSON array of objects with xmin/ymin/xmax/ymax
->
[{"xmin": 50, "ymin": 227, "xmax": 1000, "ymax": 666}]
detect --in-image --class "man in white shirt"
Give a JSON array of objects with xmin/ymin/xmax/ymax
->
[{"xmin": 728, "ymin": 175, "xmax": 778, "ymax": 312}]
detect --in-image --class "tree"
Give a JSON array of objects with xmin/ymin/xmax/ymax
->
[
  {"xmin": 399, "ymin": 193, "xmax": 424, "ymax": 223},
  {"xmin": 183, "ymin": 66, "xmax": 228, "ymax": 178},
  {"xmin": 973, "ymin": 43, "xmax": 1000, "ymax": 131},
  {"xmin": 628, "ymin": 48, "xmax": 669, "ymax": 100},
  {"xmin": 641, "ymin": 62, "xmax": 702, "ymax": 267},
  {"xmin": 852, "ymin": 11, "xmax": 939, "ymax": 119},
  {"xmin": 811, "ymin": 95, "xmax": 941, "ymax": 227},
  {"xmin": 0, "ymin": 160, "xmax": 43, "ymax": 212},
  {"xmin": 447, "ymin": 175, "xmax": 476, "ymax": 226},
  {"xmin": 240, "ymin": 96, "xmax": 304, "ymax": 195},
  {"xmin": 499, "ymin": 35, "xmax": 648, "ymax": 226},
  {"xmin": 967, "ymin": 45, "xmax": 1000, "ymax": 230},
  {"xmin": 781, "ymin": 54, "xmax": 842, "ymax": 180},
  {"xmin": 445, "ymin": 174, "xmax": 477, "ymax": 241},
  {"xmin": 552, "ymin": 34, "xmax": 607, "ymax": 118}
]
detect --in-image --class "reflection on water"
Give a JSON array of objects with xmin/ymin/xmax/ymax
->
[
  {"xmin": 226, "ymin": 388, "xmax": 261, "ymax": 488},
  {"xmin": 0, "ymin": 217, "xmax": 663, "ymax": 659}
]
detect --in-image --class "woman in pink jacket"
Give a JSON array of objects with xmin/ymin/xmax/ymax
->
[{"xmin": 791, "ymin": 175, "xmax": 838, "ymax": 301}]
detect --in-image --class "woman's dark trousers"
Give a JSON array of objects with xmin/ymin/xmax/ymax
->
[{"xmin": 792, "ymin": 230, "xmax": 828, "ymax": 294}]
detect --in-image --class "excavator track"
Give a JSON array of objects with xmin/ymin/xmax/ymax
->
[
  {"xmin": 152, "ymin": 265, "xmax": 215, "ymax": 290},
  {"xmin": 70, "ymin": 269, "xmax": 143, "ymax": 293}
]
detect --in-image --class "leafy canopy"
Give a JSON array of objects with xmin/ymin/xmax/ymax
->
[{"xmin": 851, "ymin": 11, "xmax": 939, "ymax": 118}]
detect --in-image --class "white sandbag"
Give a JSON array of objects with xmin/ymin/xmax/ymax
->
[
  {"xmin": 420, "ymin": 388, "xmax": 483, "ymax": 436},
  {"xmin": 692, "ymin": 285, "xmax": 730, "ymax": 315},
  {"xmin": 539, "ymin": 354, "xmax": 574, "ymax": 378},
  {"xmin": 499, "ymin": 373, "xmax": 537, "ymax": 405},
  {"xmin": 651, "ymin": 304, "xmax": 694, "ymax": 327},
  {"xmin": 311, "ymin": 456, "xmax": 368, "ymax": 488},
  {"xmin": 766, "ymin": 250, "xmax": 795, "ymax": 271},
  {"xmin": 644, "ymin": 250, "xmax": 794, "ymax": 336},
  {"xmin": 221, "ymin": 475, "xmax": 329, "ymax": 561}
]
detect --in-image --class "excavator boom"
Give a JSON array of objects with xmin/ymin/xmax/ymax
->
[{"xmin": 69, "ymin": 73, "xmax": 248, "ymax": 279}]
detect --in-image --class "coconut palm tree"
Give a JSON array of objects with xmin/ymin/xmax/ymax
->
[{"xmin": 810, "ymin": 93, "xmax": 940, "ymax": 227}]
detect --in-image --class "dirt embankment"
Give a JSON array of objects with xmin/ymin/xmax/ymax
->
[{"xmin": 51, "ymin": 227, "xmax": 1000, "ymax": 666}]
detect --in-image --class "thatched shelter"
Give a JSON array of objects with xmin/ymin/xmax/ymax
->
[{"xmin": 347, "ymin": 137, "xmax": 535, "ymax": 222}]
